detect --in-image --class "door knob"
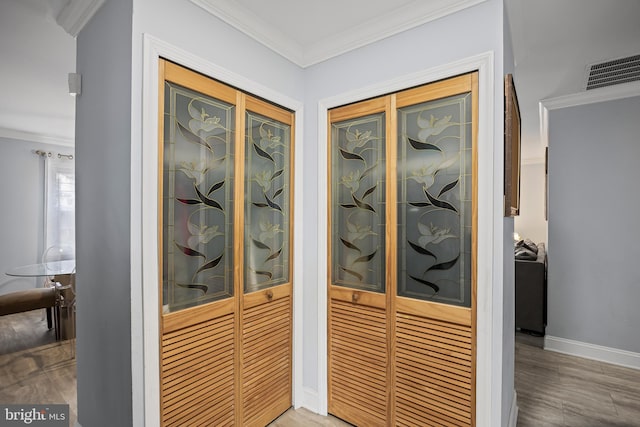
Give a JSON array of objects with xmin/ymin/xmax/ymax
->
[
  {"xmin": 266, "ymin": 290, "xmax": 274, "ymax": 301},
  {"xmin": 352, "ymin": 292, "xmax": 360, "ymax": 303}
]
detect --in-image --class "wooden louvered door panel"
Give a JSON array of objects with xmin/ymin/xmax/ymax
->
[
  {"xmin": 328, "ymin": 97, "xmax": 390, "ymax": 426},
  {"xmin": 328, "ymin": 73, "xmax": 477, "ymax": 426},
  {"xmin": 161, "ymin": 308, "xmax": 236, "ymax": 426},
  {"xmin": 158, "ymin": 60, "xmax": 294, "ymax": 427},
  {"xmin": 395, "ymin": 312, "xmax": 472, "ymax": 427},
  {"xmin": 242, "ymin": 287, "xmax": 292, "ymax": 426},
  {"xmin": 329, "ymin": 297, "xmax": 388, "ymax": 425}
]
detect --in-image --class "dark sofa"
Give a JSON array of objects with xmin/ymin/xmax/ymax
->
[{"xmin": 515, "ymin": 242, "xmax": 547, "ymax": 335}]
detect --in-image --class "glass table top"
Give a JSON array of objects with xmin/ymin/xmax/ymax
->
[{"xmin": 5, "ymin": 260, "xmax": 76, "ymax": 277}]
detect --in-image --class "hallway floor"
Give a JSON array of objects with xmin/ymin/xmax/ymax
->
[{"xmin": 515, "ymin": 332, "xmax": 640, "ymax": 426}]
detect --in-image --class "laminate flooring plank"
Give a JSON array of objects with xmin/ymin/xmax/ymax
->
[{"xmin": 516, "ymin": 332, "xmax": 640, "ymax": 427}]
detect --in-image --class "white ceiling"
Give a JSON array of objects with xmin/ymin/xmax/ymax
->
[
  {"xmin": 0, "ymin": 0, "xmax": 76, "ymax": 145},
  {"xmin": 2, "ymin": 0, "xmax": 639, "ymax": 158}
]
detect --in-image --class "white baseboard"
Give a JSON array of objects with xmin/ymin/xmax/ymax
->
[
  {"xmin": 508, "ymin": 390, "xmax": 518, "ymax": 427},
  {"xmin": 300, "ymin": 387, "xmax": 321, "ymax": 414},
  {"xmin": 544, "ymin": 335, "xmax": 640, "ymax": 370}
]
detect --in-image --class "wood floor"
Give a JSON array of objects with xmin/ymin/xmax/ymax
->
[
  {"xmin": 515, "ymin": 332, "xmax": 640, "ymax": 427},
  {"xmin": 0, "ymin": 310, "xmax": 76, "ymax": 425},
  {"xmin": 1, "ymin": 312, "xmax": 638, "ymax": 426}
]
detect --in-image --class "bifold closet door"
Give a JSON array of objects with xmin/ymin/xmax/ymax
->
[
  {"xmin": 393, "ymin": 73, "xmax": 477, "ymax": 427},
  {"xmin": 240, "ymin": 96, "xmax": 294, "ymax": 427},
  {"xmin": 328, "ymin": 72, "xmax": 477, "ymax": 426},
  {"xmin": 328, "ymin": 97, "xmax": 391, "ymax": 426},
  {"xmin": 158, "ymin": 60, "xmax": 293, "ymax": 427}
]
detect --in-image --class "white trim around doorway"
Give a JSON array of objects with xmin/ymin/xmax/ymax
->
[
  {"xmin": 316, "ymin": 51, "xmax": 498, "ymax": 425},
  {"xmin": 138, "ymin": 33, "xmax": 305, "ymax": 427}
]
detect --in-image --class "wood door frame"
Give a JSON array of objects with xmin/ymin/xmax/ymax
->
[
  {"xmin": 317, "ymin": 52, "xmax": 500, "ymax": 425},
  {"xmin": 139, "ymin": 34, "xmax": 305, "ymax": 427}
]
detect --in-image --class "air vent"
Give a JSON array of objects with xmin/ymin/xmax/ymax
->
[{"xmin": 585, "ymin": 54, "xmax": 640, "ymax": 90}]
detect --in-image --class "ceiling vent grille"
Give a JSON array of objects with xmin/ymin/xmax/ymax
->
[{"xmin": 585, "ymin": 54, "xmax": 640, "ymax": 90}]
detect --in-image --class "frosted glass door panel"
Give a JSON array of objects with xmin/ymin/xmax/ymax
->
[
  {"xmin": 244, "ymin": 111, "xmax": 291, "ymax": 293},
  {"xmin": 162, "ymin": 82, "xmax": 236, "ymax": 312},
  {"xmin": 331, "ymin": 114, "xmax": 386, "ymax": 292},
  {"xmin": 397, "ymin": 93, "xmax": 472, "ymax": 307}
]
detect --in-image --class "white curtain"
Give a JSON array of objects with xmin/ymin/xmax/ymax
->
[{"xmin": 44, "ymin": 154, "xmax": 75, "ymax": 259}]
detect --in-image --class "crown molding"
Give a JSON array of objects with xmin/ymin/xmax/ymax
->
[
  {"xmin": 56, "ymin": 0, "xmax": 106, "ymax": 37},
  {"xmin": 539, "ymin": 81, "xmax": 640, "ymax": 148},
  {"xmin": 190, "ymin": 0, "xmax": 487, "ymax": 68},
  {"xmin": 190, "ymin": 0, "xmax": 305, "ymax": 65},
  {"xmin": 0, "ymin": 127, "xmax": 74, "ymax": 147}
]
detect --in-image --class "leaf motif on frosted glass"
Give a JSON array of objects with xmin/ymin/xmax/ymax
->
[
  {"xmin": 407, "ymin": 240, "xmax": 437, "ymax": 258},
  {"xmin": 340, "ymin": 237, "xmax": 361, "ymax": 253},
  {"xmin": 408, "ymin": 137, "xmax": 441, "ymax": 152},
  {"xmin": 352, "ymin": 194, "xmax": 375, "ymax": 213},
  {"xmin": 207, "ymin": 180, "xmax": 225, "ymax": 195},
  {"xmin": 251, "ymin": 269, "xmax": 273, "ymax": 280},
  {"xmin": 438, "ymin": 179, "xmax": 459, "ymax": 197},
  {"xmin": 427, "ymin": 254, "xmax": 459, "ymax": 272},
  {"xmin": 265, "ymin": 248, "xmax": 282, "ymax": 262},
  {"xmin": 176, "ymin": 121, "xmax": 213, "ymax": 152},
  {"xmin": 253, "ymin": 143, "xmax": 275, "ymax": 163},
  {"xmin": 194, "ymin": 185, "xmax": 224, "ymax": 210},
  {"xmin": 408, "ymin": 275, "xmax": 440, "ymax": 293},
  {"xmin": 251, "ymin": 237, "xmax": 271, "ymax": 251},
  {"xmin": 176, "ymin": 283, "xmax": 208, "ymax": 294},
  {"xmin": 194, "ymin": 254, "xmax": 223, "ymax": 276},
  {"xmin": 174, "ymin": 242, "xmax": 206, "ymax": 258},
  {"xmin": 353, "ymin": 250, "xmax": 377, "ymax": 264},
  {"xmin": 339, "ymin": 148, "xmax": 365, "ymax": 162},
  {"xmin": 177, "ymin": 198, "xmax": 202, "ymax": 205},
  {"xmin": 264, "ymin": 194, "xmax": 282, "ymax": 211},
  {"xmin": 424, "ymin": 188, "xmax": 458, "ymax": 213},
  {"xmin": 408, "ymin": 201, "xmax": 432, "ymax": 208},
  {"xmin": 362, "ymin": 185, "xmax": 377, "ymax": 199},
  {"xmin": 340, "ymin": 266, "xmax": 364, "ymax": 282}
]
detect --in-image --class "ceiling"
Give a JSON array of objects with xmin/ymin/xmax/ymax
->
[{"xmin": 2, "ymin": 0, "xmax": 639, "ymax": 159}]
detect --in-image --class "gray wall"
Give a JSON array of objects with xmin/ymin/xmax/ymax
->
[
  {"xmin": 75, "ymin": 0, "xmax": 133, "ymax": 425},
  {"xmin": 548, "ymin": 95, "xmax": 640, "ymax": 353}
]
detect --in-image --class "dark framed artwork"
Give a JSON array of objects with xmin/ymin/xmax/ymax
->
[{"xmin": 504, "ymin": 74, "xmax": 521, "ymax": 217}]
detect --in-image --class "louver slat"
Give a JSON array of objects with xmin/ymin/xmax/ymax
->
[
  {"xmin": 329, "ymin": 299, "xmax": 387, "ymax": 426},
  {"xmin": 161, "ymin": 312, "xmax": 235, "ymax": 427},
  {"xmin": 242, "ymin": 296, "xmax": 292, "ymax": 427},
  {"xmin": 396, "ymin": 312, "xmax": 473, "ymax": 427}
]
